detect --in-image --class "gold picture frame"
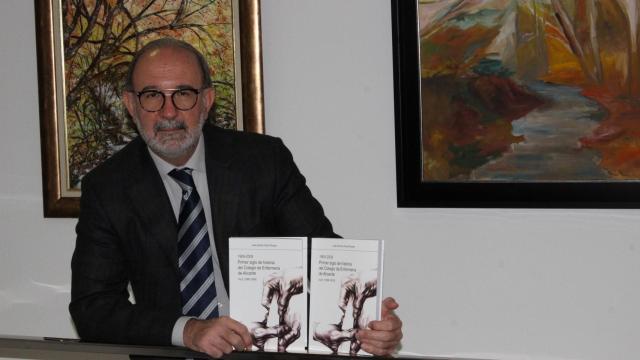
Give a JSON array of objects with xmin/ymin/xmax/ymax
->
[{"xmin": 35, "ymin": 0, "xmax": 264, "ymax": 217}]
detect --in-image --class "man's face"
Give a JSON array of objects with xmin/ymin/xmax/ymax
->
[{"xmin": 123, "ymin": 46, "xmax": 215, "ymax": 165}]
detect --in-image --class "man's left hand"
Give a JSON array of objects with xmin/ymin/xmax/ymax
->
[{"xmin": 356, "ymin": 297, "xmax": 403, "ymax": 355}]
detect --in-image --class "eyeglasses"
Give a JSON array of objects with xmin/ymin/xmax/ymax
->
[{"xmin": 132, "ymin": 87, "xmax": 207, "ymax": 112}]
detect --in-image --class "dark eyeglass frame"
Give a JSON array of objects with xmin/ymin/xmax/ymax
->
[{"xmin": 131, "ymin": 87, "xmax": 209, "ymax": 112}]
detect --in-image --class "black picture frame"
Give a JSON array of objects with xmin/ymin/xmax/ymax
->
[{"xmin": 391, "ymin": 0, "xmax": 640, "ymax": 208}]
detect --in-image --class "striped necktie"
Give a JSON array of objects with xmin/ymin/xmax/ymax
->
[{"xmin": 168, "ymin": 168, "xmax": 219, "ymax": 319}]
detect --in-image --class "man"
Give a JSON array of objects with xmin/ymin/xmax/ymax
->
[{"xmin": 70, "ymin": 38, "xmax": 402, "ymax": 358}]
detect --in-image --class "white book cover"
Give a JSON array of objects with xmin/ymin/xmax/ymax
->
[
  {"xmin": 229, "ymin": 237, "xmax": 307, "ymax": 353},
  {"xmin": 308, "ymin": 238, "xmax": 384, "ymax": 355}
]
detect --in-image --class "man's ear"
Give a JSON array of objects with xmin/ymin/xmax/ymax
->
[
  {"xmin": 122, "ymin": 91, "xmax": 137, "ymax": 118},
  {"xmin": 203, "ymin": 87, "xmax": 216, "ymax": 112}
]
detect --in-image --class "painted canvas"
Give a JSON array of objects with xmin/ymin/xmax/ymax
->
[
  {"xmin": 418, "ymin": 0, "xmax": 640, "ymax": 182},
  {"xmin": 61, "ymin": 0, "xmax": 238, "ymax": 188}
]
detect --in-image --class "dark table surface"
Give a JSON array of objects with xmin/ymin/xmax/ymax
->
[{"xmin": 0, "ymin": 335, "xmax": 487, "ymax": 360}]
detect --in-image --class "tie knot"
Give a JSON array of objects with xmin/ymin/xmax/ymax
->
[{"xmin": 169, "ymin": 168, "xmax": 196, "ymax": 191}]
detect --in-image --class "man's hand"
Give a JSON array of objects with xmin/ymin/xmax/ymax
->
[
  {"xmin": 183, "ymin": 316, "xmax": 253, "ymax": 358},
  {"xmin": 356, "ymin": 297, "xmax": 403, "ymax": 355}
]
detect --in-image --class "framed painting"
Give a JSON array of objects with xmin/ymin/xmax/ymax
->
[
  {"xmin": 392, "ymin": 0, "xmax": 640, "ymax": 208},
  {"xmin": 35, "ymin": 0, "xmax": 264, "ymax": 217}
]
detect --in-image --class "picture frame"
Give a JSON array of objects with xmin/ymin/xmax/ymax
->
[
  {"xmin": 391, "ymin": 0, "xmax": 640, "ymax": 208},
  {"xmin": 35, "ymin": 0, "xmax": 264, "ymax": 217}
]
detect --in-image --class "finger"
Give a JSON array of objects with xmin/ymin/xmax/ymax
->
[
  {"xmin": 209, "ymin": 332, "xmax": 235, "ymax": 355},
  {"xmin": 358, "ymin": 328, "xmax": 403, "ymax": 343},
  {"xmin": 217, "ymin": 316, "xmax": 248, "ymax": 333},
  {"xmin": 196, "ymin": 320, "xmax": 239, "ymax": 355},
  {"xmin": 218, "ymin": 316, "xmax": 253, "ymax": 347},
  {"xmin": 224, "ymin": 331, "xmax": 248, "ymax": 351},
  {"xmin": 215, "ymin": 326, "xmax": 247, "ymax": 352},
  {"xmin": 359, "ymin": 340, "xmax": 398, "ymax": 356},
  {"xmin": 367, "ymin": 316, "xmax": 403, "ymax": 332},
  {"xmin": 381, "ymin": 297, "xmax": 399, "ymax": 317},
  {"xmin": 360, "ymin": 343, "xmax": 398, "ymax": 355},
  {"xmin": 360, "ymin": 337, "xmax": 400, "ymax": 351},
  {"xmin": 239, "ymin": 327, "xmax": 253, "ymax": 348},
  {"xmin": 382, "ymin": 297, "xmax": 399, "ymax": 309}
]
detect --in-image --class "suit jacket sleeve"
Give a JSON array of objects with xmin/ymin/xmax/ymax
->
[
  {"xmin": 206, "ymin": 129, "xmax": 339, "ymax": 289},
  {"xmin": 69, "ymin": 172, "xmax": 180, "ymax": 345},
  {"xmin": 271, "ymin": 137, "xmax": 337, "ymax": 238}
]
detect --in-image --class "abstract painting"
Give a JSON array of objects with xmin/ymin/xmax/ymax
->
[
  {"xmin": 419, "ymin": 0, "xmax": 640, "ymax": 181},
  {"xmin": 392, "ymin": 0, "xmax": 640, "ymax": 207}
]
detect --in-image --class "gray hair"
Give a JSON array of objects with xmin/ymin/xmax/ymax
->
[{"xmin": 124, "ymin": 38, "xmax": 213, "ymax": 90}]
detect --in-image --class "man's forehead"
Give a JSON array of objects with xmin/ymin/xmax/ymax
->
[
  {"xmin": 132, "ymin": 46, "xmax": 202, "ymax": 85},
  {"xmin": 137, "ymin": 46, "xmax": 195, "ymax": 65}
]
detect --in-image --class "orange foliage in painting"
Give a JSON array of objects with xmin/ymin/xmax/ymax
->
[
  {"xmin": 541, "ymin": 32, "xmax": 588, "ymax": 86},
  {"xmin": 421, "ymin": 24, "xmax": 499, "ymax": 78},
  {"xmin": 536, "ymin": 0, "xmax": 640, "ymax": 179},
  {"xmin": 539, "ymin": 4, "xmax": 640, "ymax": 179},
  {"xmin": 419, "ymin": 12, "xmax": 543, "ymax": 180},
  {"xmin": 579, "ymin": 86, "xmax": 640, "ymax": 178}
]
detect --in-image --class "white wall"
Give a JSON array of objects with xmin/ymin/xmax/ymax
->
[
  {"xmin": 0, "ymin": 0, "xmax": 78, "ymax": 339},
  {"xmin": 1, "ymin": 1, "xmax": 640, "ymax": 359}
]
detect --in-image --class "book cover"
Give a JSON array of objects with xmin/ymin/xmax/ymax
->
[
  {"xmin": 308, "ymin": 238, "xmax": 384, "ymax": 355},
  {"xmin": 229, "ymin": 237, "xmax": 307, "ymax": 353}
]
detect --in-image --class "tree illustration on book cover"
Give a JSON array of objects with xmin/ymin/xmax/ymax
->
[
  {"xmin": 419, "ymin": 0, "xmax": 640, "ymax": 181},
  {"xmin": 229, "ymin": 237, "xmax": 308, "ymax": 353},
  {"xmin": 62, "ymin": 0, "xmax": 237, "ymax": 187},
  {"xmin": 312, "ymin": 271, "xmax": 378, "ymax": 355},
  {"xmin": 248, "ymin": 271, "xmax": 304, "ymax": 352},
  {"xmin": 309, "ymin": 238, "xmax": 383, "ymax": 355}
]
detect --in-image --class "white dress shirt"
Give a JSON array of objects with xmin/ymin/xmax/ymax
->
[{"xmin": 147, "ymin": 136, "xmax": 230, "ymax": 346}]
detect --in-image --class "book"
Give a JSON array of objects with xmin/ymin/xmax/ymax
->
[
  {"xmin": 229, "ymin": 237, "xmax": 307, "ymax": 353},
  {"xmin": 308, "ymin": 238, "xmax": 384, "ymax": 355},
  {"xmin": 229, "ymin": 237, "xmax": 384, "ymax": 355}
]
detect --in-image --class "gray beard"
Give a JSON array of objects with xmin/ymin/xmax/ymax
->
[{"xmin": 134, "ymin": 117, "xmax": 204, "ymax": 161}]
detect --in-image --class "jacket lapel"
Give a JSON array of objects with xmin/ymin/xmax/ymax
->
[
  {"xmin": 203, "ymin": 126, "xmax": 242, "ymax": 290},
  {"xmin": 126, "ymin": 141, "xmax": 179, "ymax": 277}
]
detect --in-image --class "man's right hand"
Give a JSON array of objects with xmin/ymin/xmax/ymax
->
[{"xmin": 183, "ymin": 317, "xmax": 253, "ymax": 358}]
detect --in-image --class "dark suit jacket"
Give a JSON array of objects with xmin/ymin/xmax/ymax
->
[{"xmin": 70, "ymin": 124, "xmax": 336, "ymax": 345}]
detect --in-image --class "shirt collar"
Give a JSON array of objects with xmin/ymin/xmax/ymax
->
[{"xmin": 147, "ymin": 135, "xmax": 206, "ymax": 175}]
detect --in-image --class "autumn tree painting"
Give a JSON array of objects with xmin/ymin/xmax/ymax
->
[
  {"xmin": 419, "ymin": 0, "xmax": 640, "ymax": 181},
  {"xmin": 62, "ymin": 0, "xmax": 236, "ymax": 187}
]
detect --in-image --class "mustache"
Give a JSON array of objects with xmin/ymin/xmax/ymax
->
[{"xmin": 154, "ymin": 119, "xmax": 187, "ymax": 132}]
